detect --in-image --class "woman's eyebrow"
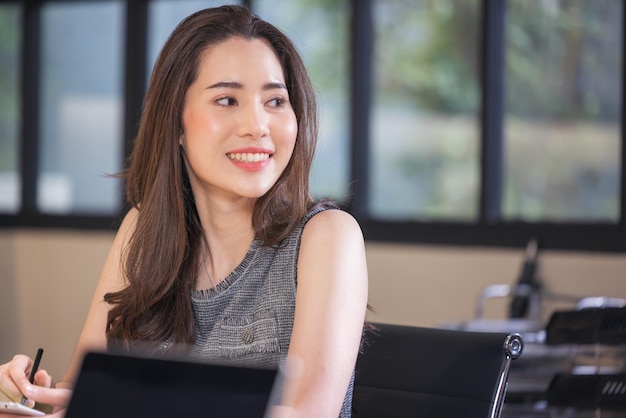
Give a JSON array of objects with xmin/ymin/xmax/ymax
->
[
  {"xmin": 206, "ymin": 81, "xmax": 242, "ymax": 90},
  {"xmin": 206, "ymin": 81, "xmax": 287, "ymax": 90},
  {"xmin": 263, "ymin": 81, "xmax": 287, "ymax": 91}
]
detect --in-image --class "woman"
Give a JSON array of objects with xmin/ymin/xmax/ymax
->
[{"xmin": 0, "ymin": 5, "xmax": 368, "ymax": 418}]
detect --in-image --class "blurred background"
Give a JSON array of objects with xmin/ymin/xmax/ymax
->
[{"xmin": 1, "ymin": 1, "xmax": 625, "ymax": 416}]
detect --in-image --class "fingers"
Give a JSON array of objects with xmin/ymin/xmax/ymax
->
[
  {"xmin": 12, "ymin": 361, "xmax": 57, "ymax": 408},
  {"xmin": 27, "ymin": 385, "xmax": 72, "ymax": 412},
  {"xmin": 34, "ymin": 370, "xmax": 53, "ymax": 389},
  {"xmin": 23, "ymin": 369, "xmax": 55, "ymax": 409},
  {"xmin": 0, "ymin": 356, "xmax": 68, "ymax": 413},
  {"xmin": 0, "ymin": 355, "xmax": 31, "ymax": 403},
  {"xmin": 16, "ymin": 370, "xmax": 70, "ymax": 412}
]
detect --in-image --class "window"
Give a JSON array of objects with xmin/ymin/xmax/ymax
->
[
  {"xmin": 0, "ymin": 3, "xmax": 21, "ymax": 214},
  {"xmin": 370, "ymin": 0, "xmax": 481, "ymax": 220},
  {"xmin": 359, "ymin": 0, "xmax": 625, "ymax": 251},
  {"xmin": 503, "ymin": 0, "xmax": 622, "ymax": 222},
  {"xmin": 2, "ymin": 0, "xmax": 625, "ymax": 252},
  {"xmin": 38, "ymin": 1, "xmax": 124, "ymax": 215}
]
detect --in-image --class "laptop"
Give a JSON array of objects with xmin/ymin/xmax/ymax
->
[{"xmin": 65, "ymin": 351, "xmax": 281, "ymax": 418}]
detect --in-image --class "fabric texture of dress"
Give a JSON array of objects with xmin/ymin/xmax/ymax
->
[{"xmin": 185, "ymin": 205, "xmax": 354, "ymax": 417}]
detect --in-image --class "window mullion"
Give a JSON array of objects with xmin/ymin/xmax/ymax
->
[
  {"xmin": 20, "ymin": 0, "xmax": 41, "ymax": 218},
  {"xmin": 123, "ymin": 0, "xmax": 148, "ymax": 194},
  {"xmin": 480, "ymin": 0, "xmax": 506, "ymax": 224},
  {"xmin": 348, "ymin": 0, "xmax": 373, "ymax": 219}
]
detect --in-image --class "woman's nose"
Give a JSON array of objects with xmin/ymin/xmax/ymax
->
[{"xmin": 237, "ymin": 104, "xmax": 270, "ymax": 139}]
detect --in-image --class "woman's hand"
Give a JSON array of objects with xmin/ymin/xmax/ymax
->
[{"xmin": 0, "ymin": 355, "xmax": 72, "ymax": 417}]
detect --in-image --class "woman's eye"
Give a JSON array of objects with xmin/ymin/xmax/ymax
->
[
  {"xmin": 267, "ymin": 97, "xmax": 287, "ymax": 108},
  {"xmin": 216, "ymin": 97, "xmax": 236, "ymax": 106}
]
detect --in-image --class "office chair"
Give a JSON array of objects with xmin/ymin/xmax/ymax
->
[
  {"xmin": 545, "ymin": 307, "xmax": 626, "ymax": 413},
  {"xmin": 352, "ymin": 323, "xmax": 523, "ymax": 418}
]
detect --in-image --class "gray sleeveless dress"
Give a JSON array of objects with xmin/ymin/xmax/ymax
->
[{"xmin": 186, "ymin": 206, "xmax": 354, "ymax": 417}]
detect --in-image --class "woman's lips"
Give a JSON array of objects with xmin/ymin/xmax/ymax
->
[{"xmin": 226, "ymin": 148, "xmax": 273, "ymax": 171}]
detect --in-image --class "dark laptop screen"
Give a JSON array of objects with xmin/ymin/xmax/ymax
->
[{"xmin": 65, "ymin": 351, "xmax": 279, "ymax": 418}]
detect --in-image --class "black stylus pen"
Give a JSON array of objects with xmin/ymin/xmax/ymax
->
[{"xmin": 21, "ymin": 348, "xmax": 44, "ymax": 406}]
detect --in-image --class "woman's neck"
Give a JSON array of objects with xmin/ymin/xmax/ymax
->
[{"xmin": 194, "ymin": 196, "xmax": 256, "ymax": 290}]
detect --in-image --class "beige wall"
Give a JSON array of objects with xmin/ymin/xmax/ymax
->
[
  {"xmin": 0, "ymin": 230, "xmax": 114, "ymax": 380},
  {"xmin": 365, "ymin": 242, "xmax": 626, "ymax": 327},
  {"xmin": 1, "ymin": 229, "xmax": 625, "ymax": 379}
]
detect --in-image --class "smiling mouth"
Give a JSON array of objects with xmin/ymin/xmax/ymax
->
[{"xmin": 227, "ymin": 152, "xmax": 271, "ymax": 163}]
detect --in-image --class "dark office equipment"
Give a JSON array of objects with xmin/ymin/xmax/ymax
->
[
  {"xmin": 352, "ymin": 323, "xmax": 523, "ymax": 418},
  {"xmin": 543, "ymin": 307, "xmax": 626, "ymax": 414},
  {"xmin": 509, "ymin": 239, "xmax": 541, "ymax": 319},
  {"xmin": 65, "ymin": 351, "xmax": 279, "ymax": 418},
  {"xmin": 545, "ymin": 307, "xmax": 626, "ymax": 345},
  {"xmin": 547, "ymin": 373, "xmax": 626, "ymax": 411}
]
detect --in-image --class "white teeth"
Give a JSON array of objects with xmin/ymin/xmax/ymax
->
[{"xmin": 228, "ymin": 152, "xmax": 270, "ymax": 163}]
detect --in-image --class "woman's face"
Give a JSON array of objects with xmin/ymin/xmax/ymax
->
[{"xmin": 180, "ymin": 36, "xmax": 298, "ymax": 203}]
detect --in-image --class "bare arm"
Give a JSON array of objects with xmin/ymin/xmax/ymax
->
[{"xmin": 281, "ymin": 209, "xmax": 368, "ymax": 417}]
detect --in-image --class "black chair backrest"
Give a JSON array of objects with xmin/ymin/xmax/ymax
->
[{"xmin": 352, "ymin": 323, "xmax": 523, "ymax": 418}]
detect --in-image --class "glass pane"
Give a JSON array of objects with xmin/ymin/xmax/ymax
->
[
  {"xmin": 38, "ymin": 2, "xmax": 124, "ymax": 215},
  {"xmin": 0, "ymin": 4, "xmax": 21, "ymax": 214},
  {"xmin": 370, "ymin": 0, "xmax": 481, "ymax": 220},
  {"xmin": 253, "ymin": 0, "xmax": 351, "ymax": 202},
  {"xmin": 147, "ymin": 0, "xmax": 235, "ymax": 76},
  {"xmin": 504, "ymin": 0, "xmax": 622, "ymax": 222}
]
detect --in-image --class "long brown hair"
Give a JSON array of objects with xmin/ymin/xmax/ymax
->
[{"xmin": 104, "ymin": 5, "xmax": 319, "ymax": 349}]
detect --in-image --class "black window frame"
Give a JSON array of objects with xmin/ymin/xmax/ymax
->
[
  {"xmin": 350, "ymin": 0, "xmax": 626, "ymax": 253},
  {"xmin": 1, "ymin": 0, "xmax": 625, "ymax": 253}
]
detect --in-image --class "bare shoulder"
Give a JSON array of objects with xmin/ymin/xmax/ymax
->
[
  {"xmin": 297, "ymin": 208, "xmax": 368, "ymax": 299},
  {"xmin": 300, "ymin": 209, "xmax": 366, "ymax": 270},
  {"xmin": 118, "ymin": 207, "xmax": 139, "ymax": 235},
  {"xmin": 95, "ymin": 209, "xmax": 139, "ymax": 290},
  {"xmin": 114, "ymin": 207, "xmax": 139, "ymax": 246},
  {"xmin": 302, "ymin": 208, "xmax": 364, "ymax": 242}
]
